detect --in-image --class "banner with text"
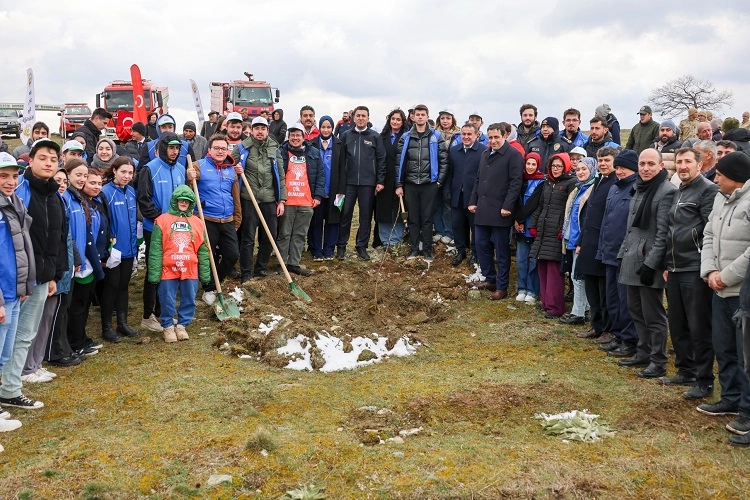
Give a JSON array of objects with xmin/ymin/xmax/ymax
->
[
  {"xmin": 19, "ymin": 68, "xmax": 36, "ymax": 145},
  {"xmin": 190, "ymin": 79, "xmax": 205, "ymax": 128}
]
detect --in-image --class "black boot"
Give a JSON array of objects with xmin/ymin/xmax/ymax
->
[
  {"xmin": 116, "ymin": 312, "xmax": 140, "ymax": 338},
  {"xmin": 102, "ymin": 325, "xmax": 121, "ymax": 343}
]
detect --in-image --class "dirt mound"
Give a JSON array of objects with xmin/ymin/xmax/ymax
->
[{"xmin": 216, "ymin": 247, "xmax": 468, "ymax": 369}]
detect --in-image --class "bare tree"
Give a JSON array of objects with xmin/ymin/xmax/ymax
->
[{"xmin": 647, "ymin": 74, "xmax": 734, "ymax": 118}]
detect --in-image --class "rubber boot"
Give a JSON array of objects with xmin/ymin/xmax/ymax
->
[
  {"xmin": 102, "ymin": 324, "xmax": 121, "ymax": 343},
  {"xmin": 116, "ymin": 312, "xmax": 140, "ymax": 338}
]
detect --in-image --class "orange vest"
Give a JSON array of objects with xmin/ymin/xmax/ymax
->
[
  {"xmin": 154, "ymin": 213, "xmax": 206, "ymax": 280},
  {"xmin": 284, "ymin": 152, "xmax": 314, "ymax": 207}
]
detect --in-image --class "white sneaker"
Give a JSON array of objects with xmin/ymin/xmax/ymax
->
[
  {"xmin": 0, "ymin": 419, "xmax": 22, "ymax": 432},
  {"xmin": 37, "ymin": 367, "xmax": 57, "ymax": 379},
  {"xmin": 20, "ymin": 372, "xmax": 53, "ymax": 383},
  {"xmin": 175, "ymin": 324, "xmax": 189, "ymax": 341},
  {"xmin": 440, "ymin": 236, "xmax": 453, "ymax": 245},
  {"xmin": 0, "ymin": 444, "xmax": 3, "ymax": 452},
  {"xmin": 525, "ymin": 295, "xmax": 537, "ymax": 304},
  {"xmin": 202, "ymin": 291, "xmax": 217, "ymax": 306},
  {"xmin": 0, "ymin": 410, "xmax": 10, "ymax": 420},
  {"xmin": 515, "ymin": 292, "xmax": 527, "ymax": 302},
  {"xmin": 141, "ymin": 314, "xmax": 164, "ymax": 332},
  {"xmin": 432, "ymin": 234, "xmax": 442, "ymax": 243}
]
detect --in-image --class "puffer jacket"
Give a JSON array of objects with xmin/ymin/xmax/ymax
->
[
  {"xmin": 559, "ymin": 129, "xmax": 589, "ymax": 148},
  {"xmin": 597, "ymin": 173, "xmax": 637, "ymax": 266},
  {"xmin": 617, "ymin": 175, "xmax": 677, "ymax": 288},
  {"xmin": 700, "ymin": 179, "xmax": 750, "ymax": 298},
  {"xmin": 666, "ymin": 174, "xmax": 718, "ymax": 272},
  {"xmin": 526, "ymin": 134, "xmax": 572, "ymax": 173},
  {"xmin": 396, "ymin": 127, "xmax": 448, "ymax": 187},
  {"xmin": 232, "ymin": 135, "xmax": 285, "ymax": 204},
  {"xmin": 0, "ymin": 193, "xmax": 35, "ymax": 306},
  {"xmin": 530, "ymin": 154, "xmax": 576, "ymax": 261},
  {"xmin": 517, "ymin": 122, "xmax": 539, "ymax": 147}
]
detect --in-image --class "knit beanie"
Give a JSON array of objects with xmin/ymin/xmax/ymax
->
[
  {"xmin": 660, "ymin": 120, "xmax": 677, "ymax": 134},
  {"xmin": 722, "ymin": 117, "xmax": 740, "ymax": 133},
  {"xmin": 716, "ymin": 152, "xmax": 750, "ymax": 183},
  {"xmin": 183, "ymin": 121, "xmax": 197, "ymax": 132},
  {"xmin": 131, "ymin": 122, "xmax": 146, "ymax": 136},
  {"xmin": 614, "ymin": 150, "xmax": 638, "ymax": 172},
  {"xmin": 540, "ymin": 117, "xmax": 559, "ymax": 134}
]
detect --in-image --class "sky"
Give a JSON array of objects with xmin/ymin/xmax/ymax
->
[{"xmin": 2, "ymin": 0, "xmax": 749, "ymax": 133}]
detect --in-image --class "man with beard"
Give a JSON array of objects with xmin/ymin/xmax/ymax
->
[
  {"xmin": 139, "ymin": 114, "xmax": 196, "ymax": 169},
  {"xmin": 526, "ymin": 117, "xmax": 571, "ymax": 172},
  {"xmin": 653, "ymin": 120, "xmax": 682, "ymax": 178},
  {"xmin": 584, "ymin": 116, "xmax": 619, "ymax": 158},
  {"xmin": 517, "ymin": 104, "xmax": 540, "ymax": 147},
  {"xmin": 223, "ymin": 112, "xmax": 244, "ymax": 152},
  {"xmin": 299, "ymin": 105, "xmax": 320, "ymax": 142},
  {"xmin": 72, "ymin": 109, "xmax": 109, "ymax": 164},
  {"xmin": 179, "ymin": 121, "xmax": 207, "ymax": 160},
  {"xmin": 595, "ymin": 104, "xmax": 621, "ymax": 146},
  {"xmin": 559, "ymin": 108, "xmax": 588, "ymax": 148}
]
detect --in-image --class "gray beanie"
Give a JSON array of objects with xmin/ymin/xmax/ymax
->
[
  {"xmin": 595, "ymin": 104, "xmax": 611, "ymax": 119},
  {"xmin": 660, "ymin": 120, "xmax": 677, "ymax": 134}
]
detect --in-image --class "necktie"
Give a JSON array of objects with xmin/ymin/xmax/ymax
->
[{"xmin": 137, "ymin": 142, "xmax": 142, "ymax": 151}]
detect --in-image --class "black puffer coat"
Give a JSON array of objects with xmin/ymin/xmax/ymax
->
[
  {"xmin": 574, "ymin": 173, "xmax": 616, "ymax": 278},
  {"xmin": 530, "ymin": 153, "xmax": 576, "ymax": 261}
]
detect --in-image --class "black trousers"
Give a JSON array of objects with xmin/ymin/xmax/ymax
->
[
  {"xmin": 667, "ymin": 270, "xmax": 715, "ymax": 383},
  {"xmin": 67, "ymin": 280, "xmax": 95, "ymax": 351},
  {"xmin": 627, "ymin": 285, "xmax": 668, "ymax": 368},
  {"xmin": 404, "ymin": 182, "xmax": 438, "ymax": 252},
  {"xmin": 45, "ymin": 289, "xmax": 74, "ymax": 361},
  {"xmin": 100, "ymin": 257, "xmax": 134, "ymax": 329},
  {"xmin": 240, "ymin": 199, "xmax": 278, "ymax": 280},
  {"xmin": 337, "ymin": 184, "xmax": 376, "ymax": 250},
  {"xmin": 204, "ymin": 220, "xmax": 239, "ymax": 291},
  {"xmin": 584, "ymin": 274, "xmax": 610, "ymax": 334},
  {"xmin": 450, "ymin": 193, "xmax": 475, "ymax": 254},
  {"xmin": 142, "ymin": 230, "xmax": 160, "ymax": 320}
]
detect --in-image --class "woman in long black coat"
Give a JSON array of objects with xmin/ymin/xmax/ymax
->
[
  {"xmin": 376, "ymin": 109, "xmax": 408, "ymax": 246},
  {"xmin": 308, "ymin": 115, "xmax": 347, "ymax": 260}
]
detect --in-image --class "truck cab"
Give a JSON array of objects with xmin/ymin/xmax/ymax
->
[
  {"xmin": 96, "ymin": 80, "xmax": 167, "ymax": 141},
  {"xmin": 58, "ymin": 103, "xmax": 91, "ymax": 138}
]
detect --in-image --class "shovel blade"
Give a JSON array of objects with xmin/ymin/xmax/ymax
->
[
  {"xmin": 214, "ymin": 294, "xmax": 241, "ymax": 321},
  {"xmin": 290, "ymin": 282, "xmax": 312, "ymax": 303}
]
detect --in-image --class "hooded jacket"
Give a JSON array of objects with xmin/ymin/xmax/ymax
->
[
  {"xmin": 197, "ymin": 153, "xmax": 242, "ymax": 228},
  {"xmin": 138, "ymin": 131, "xmax": 187, "ymax": 232},
  {"xmin": 148, "ymin": 185, "xmax": 210, "ymax": 283},
  {"xmin": 139, "ymin": 114, "xmax": 195, "ymax": 168},
  {"xmin": 269, "ymin": 109, "xmax": 287, "ymax": 144},
  {"xmin": 232, "ymin": 134, "xmax": 286, "ymax": 204},
  {"xmin": 101, "ymin": 180, "xmax": 138, "ymax": 259},
  {"xmin": 700, "ymin": 180, "xmax": 750, "ymax": 298},
  {"xmin": 15, "ymin": 168, "xmax": 68, "ymax": 283},
  {"xmin": 723, "ymin": 128, "xmax": 750, "ymax": 155},
  {"xmin": 529, "ymin": 153, "xmax": 576, "ymax": 261},
  {"xmin": 0, "ymin": 192, "xmax": 36, "ymax": 306}
]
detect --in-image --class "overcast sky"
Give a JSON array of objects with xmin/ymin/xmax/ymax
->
[{"xmin": 2, "ymin": 0, "xmax": 749, "ymax": 133}]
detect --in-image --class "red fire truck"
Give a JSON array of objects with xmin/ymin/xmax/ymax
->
[
  {"xmin": 210, "ymin": 72, "xmax": 279, "ymax": 118},
  {"xmin": 58, "ymin": 103, "xmax": 91, "ymax": 138},
  {"xmin": 96, "ymin": 79, "xmax": 168, "ymax": 140}
]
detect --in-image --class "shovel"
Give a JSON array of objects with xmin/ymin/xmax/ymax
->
[
  {"xmin": 188, "ymin": 156, "xmax": 241, "ymax": 320},
  {"xmin": 238, "ymin": 168, "xmax": 312, "ymax": 303},
  {"xmin": 399, "ymin": 195, "xmax": 408, "ymax": 222}
]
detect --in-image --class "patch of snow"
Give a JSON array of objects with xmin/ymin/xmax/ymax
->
[
  {"xmin": 445, "ymin": 245, "xmax": 457, "ymax": 255},
  {"xmin": 277, "ymin": 331, "xmax": 418, "ymax": 372},
  {"xmin": 228, "ymin": 287, "xmax": 245, "ymax": 304},
  {"xmin": 398, "ymin": 426, "xmax": 424, "ymax": 437},
  {"xmin": 432, "ymin": 293, "xmax": 443, "ymax": 303},
  {"xmin": 258, "ymin": 314, "xmax": 284, "ymax": 334},
  {"xmin": 462, "ymin": 264, "xmax": 485, "ymax": 284}
]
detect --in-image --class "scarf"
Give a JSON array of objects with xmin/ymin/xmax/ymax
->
[
  {"xmin": 631, "ymin": 168, "xmax": 667, "ymax": 229},
  {"xmin": 524, "ymin": 169, "xmax": 545, "ymax": 181}
]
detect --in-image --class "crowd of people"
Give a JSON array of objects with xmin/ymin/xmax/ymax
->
[{"xmin": 1, "ymin": 101, "xmax": 750, "ymax": 451}]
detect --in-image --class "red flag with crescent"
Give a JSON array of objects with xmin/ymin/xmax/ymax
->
[
  {"xmin": 130, "ymin": 64, "xmax": 148, "ymax": 125},
  {"xmin": 116, "ymin": 110, "xmax": 134, "ymax": 142}
]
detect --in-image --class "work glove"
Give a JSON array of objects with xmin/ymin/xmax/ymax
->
[{"xmin": 638, "ymin": 264, "xmax": 656, "ymax": 287}]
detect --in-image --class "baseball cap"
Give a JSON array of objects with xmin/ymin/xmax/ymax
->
[
  {"xmin": 208, "ymin": 110, "xmax": 219, "ymax": 116},
  {"xmin": 167, "ymin": 139, "xmax": 182, "ymax": 145},
  {"xmin": 62, "ymin": 140, "xmax": 84, "ymax": 153},
  {"xmin": 638, "ymin": 106, "xmax": 653, "ymax": 115},
  {"xmin": 468, "ymin": 111, "xmax": 482, "ymax": 119},
  {"xmin": 30, "ymin": 138, "xmax": 61, "ymax": 156},
  {"xmin": 0, "ymin": 152, "xmax": 18, "ymax": 169},
  {"xmin": 438, "ymin": 108, "xmax": 454, "ymax": 116},
  {"xmin": 287, "ymin": 122, "xmax": 304, "ymax": 133},
  {"xmin": 226, "ymin": 111, "xmax": 243, "ymax": 123},
  {"xmin": 570, "ymin": 146, "xmax": 587, "ymax": 157},
  {"xmin": 156, "ymin": 114, "xmax": 176, "ymax": 127},
  {"xmin": 251, "ymin": 116, "xmax": 269, "ymax": 128}
]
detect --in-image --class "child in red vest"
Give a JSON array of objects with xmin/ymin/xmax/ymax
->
[{"xmin": 148, "ymin": 185, "xmax": 210, "ymax": 342}]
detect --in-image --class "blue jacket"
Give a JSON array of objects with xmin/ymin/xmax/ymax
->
[
  {"xmin": 197, "ymin": 155, "xmax": 237, "ymax": 220},
  {"xmin": 101, "ymin": 182, "xmax": 138, "ymax": 259},
  {"xmin": 517, "ymin": 178, "xmax": 545, "ymax": 238},
  {"xmin": 597, "ymin": 173, "xmax": 637, "ymax": 266},
  {"xmin": 397, "ymin": 128, "xmax": 446, "ymax": 186},
  {"xmin": 566, "ymin": 184, "xmax": 591, "ymax": 250},
  {"xmin": 147, "ymin": 140, "xmax": 189, "ymax": 167},
  {"xmin": 62, "ymin": 189, "xmax": 88, "ymax": 274},
  {"xmin": 559, "ymin": 129, "xmax": 589, "ymax": 148},
  {"xmin": 55, "ymin": 229, "xmax": 75, "ymax": 295},
  {"xmin": 86, "ymin": 197, "xmax": 108, "ymax": 281},
  {"xmin": 446, "ymin": 139, "xmax": 487, "ymax": 209},
  {"xmin": 137, "ymin": 157, "xmax": 186, "ymax": 232}
]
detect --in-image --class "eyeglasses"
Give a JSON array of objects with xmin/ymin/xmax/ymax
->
[
  {"xmin": 551, "ymin": 164, "xmax": 565, "ymax": 169},
  {"xmin": 211, "ymin": 146, "xmax": 228, "ymax": 152}
]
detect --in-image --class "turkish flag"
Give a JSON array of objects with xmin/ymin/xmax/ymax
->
[
  {"xmin": 116, "ymin": 110, "xmax": 134, "ymax": 142},
  {"xmin": 130, "ymin": 64, "xmax": 148, "ymax": 125}
]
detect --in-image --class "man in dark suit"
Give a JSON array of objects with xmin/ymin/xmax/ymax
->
[{"xmin": 468, "ymin": 122, "xmax": 524, "ymax": 300}]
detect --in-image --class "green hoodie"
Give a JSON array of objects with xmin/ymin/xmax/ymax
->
[{"xmin": 147, "ymin": 185, "xmax": 211, "ymax": 283}]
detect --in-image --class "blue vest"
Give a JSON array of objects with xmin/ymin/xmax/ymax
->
[
  {"xmin": 147, "ymin": 140, "xmax": 190, "ymax": 168},
  {"xmin": 518, "ymin": 179, "xmax": 544, "ymax": 238},
  {"xmin": 0, "ymin": 209, "xmax": 18, "ymax": 305},
  {"xmin": 197, "ymin": 156, "xmax": 236, "ymax": 220},
  {"xmin": 101, "ymin": 182, "xmax": 138, "ymax": 258},
  {"xmin": 397, "ymin": 129, "xmax": 441, "ymax": 184},
  {"xmin": 142, "ymin": 158, "xmax": 186, "ymax": 232}
]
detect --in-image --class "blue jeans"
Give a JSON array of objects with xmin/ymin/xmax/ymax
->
[
  {"xmin": 433, "ymin": 198, "xmax": 453, "ymax": 239},
  {"xmin": 158, "ymin": 279, "xmax": 198, "ymax": 329},
  {"xmin": 515, "ymin": 237, "xmax": 538, "ymax": 298},
  {"xmin": 0, "ymin": 281, "xmax": 49, "ymax": 399},
  {"xmin": 713, "ymin": 295, "xmax": 750, "ymax": 416},
  {"xmin": 0, "ymin": 300, "xmax": 21, "ymax": 372},
  {"xmin": 378, "ymin": 220, "xmax": 404, "ymax": 246}
]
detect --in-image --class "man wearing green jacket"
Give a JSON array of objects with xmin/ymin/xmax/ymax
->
[
  {"xmin": 231, "ymin": 117, "xmax": 286, "ymax": 284},
  {"xmin": 626, "ymin": 106, "xmax": 660, "ymax": 155}
]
